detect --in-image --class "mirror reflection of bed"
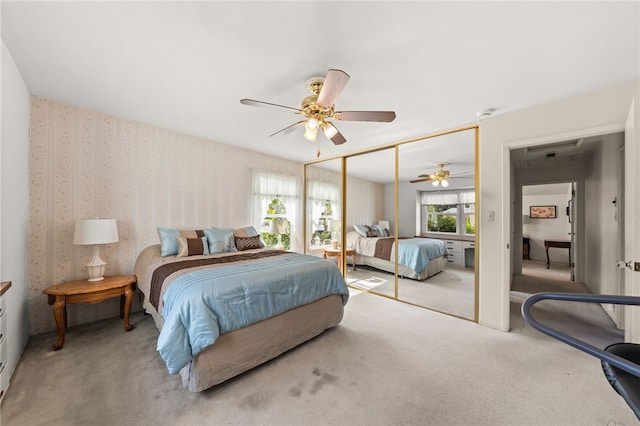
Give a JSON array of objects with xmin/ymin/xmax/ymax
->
[{"xmin": 339, "ymin": 127, "xmax": 477, "ymax": 321}]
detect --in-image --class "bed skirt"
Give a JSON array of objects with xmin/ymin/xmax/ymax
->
[{"xmin": 354, "ymin": 255, "xmax": 447, "ymax": 280}]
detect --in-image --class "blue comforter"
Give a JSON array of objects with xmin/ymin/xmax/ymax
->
[
  {"xmin": 397, "ymin": 238, "xmax": 448, "ymax": 273},
  {"xmin": 157, "ymin": 252, "xmax": 349, "ymax": 374}
]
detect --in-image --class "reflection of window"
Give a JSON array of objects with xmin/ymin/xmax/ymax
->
[
  {"xmin": 308, "ymin": 181, "xmax": 340, "ymax": 246},
  {"xmin": 252, "ymin": 171, "xmax": 300, "ymax": 251},
  {"xmin": 262, "ymin": 196, "xmax": 291, "ymax": 249},
  {"xmin": 420, "ymin": 190, "xmax": 475, "ymax": 236}
]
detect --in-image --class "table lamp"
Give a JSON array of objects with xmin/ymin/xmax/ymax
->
[
  {"xmin": 270, "ymin": 218, "xmax": 288, "ymax": 250},
  {"xmin": 73, "ymin": 218, "xmax": 119, "ymax": 281}
]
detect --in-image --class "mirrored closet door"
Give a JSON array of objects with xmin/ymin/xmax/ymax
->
[
  {"xmin": 344, "ymin": 148, "xmax": 396, "ymax": 297},
  {"xmin": 305, "ymin": 159, "xmax": 342, "ymax": 260},
  {"xmin": 304, "ymin": 126, "xmax": 478, "ymax": 322},
  {"xmin": 397, "ymin": 128, "xmax": 477, "ymax": 320}
]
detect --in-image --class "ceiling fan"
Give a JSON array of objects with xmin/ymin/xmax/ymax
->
[
  {"xmin": 410, "ymin": 162, "xmax": 471, "ymax": 187},
  {"xmin": 240, "ymin": 69, "xmax": 396, "ymax": 156}
]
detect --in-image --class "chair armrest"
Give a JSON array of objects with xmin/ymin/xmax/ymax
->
[{"xmin": 521, "ymin": 292, "xmax": 640, "ymax": 378}]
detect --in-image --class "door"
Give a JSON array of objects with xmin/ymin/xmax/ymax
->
[{"xmin": 623, "ymin": 97, "xmax": 639, "ymax": 342}]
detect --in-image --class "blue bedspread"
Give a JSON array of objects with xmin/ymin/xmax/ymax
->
[
  {"xmin": 397, "ymin": 238, "xmax": 447, "ymax": 273},
  {"xmin": 157, "ymin": 252, "xmax": 349, "ymax": 374}
]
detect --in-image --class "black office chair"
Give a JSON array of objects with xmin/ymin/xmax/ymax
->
[{"xmin": 521, "ymin": 292, "xmax": 640, "ymax": 419}]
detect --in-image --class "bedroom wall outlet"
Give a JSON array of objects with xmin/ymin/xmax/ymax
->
[{"xmin": 486, "ymin": 210, "xmax": 495, "ymax": 221}]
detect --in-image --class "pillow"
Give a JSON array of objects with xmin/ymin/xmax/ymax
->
[
  {"xmin": 353, "ymin": 224, "xmax": 369, "ymax": 238},
  {"xmin": 176, "ymin": 236, "xmax": 210, "ymax": 257},
  {"xmin": 203, "ymin": 228, "xmax": 237, "ymax": 253},
  {"xmin": 371, "ymin": 224, "xmax": 387, "ymax": 237},
  {"xmin": 235, "ymin": 235, "xmax": 263, "ymax": 251},
  {"xmin": 233, "ymin": 225, "xmax": 260, "ymax": 238},
  {"xmin": 157, "ymin": 227, "xmax": 205, "ymax": 257}
]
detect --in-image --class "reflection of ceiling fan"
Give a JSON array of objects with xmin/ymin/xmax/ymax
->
[
  {"xmin": 410, "ymin": 162, "xmax": 470, "ymax": 187},
  {"xmin": 240, "ymin": 69, "xmax": 396, "ymax": 156}
]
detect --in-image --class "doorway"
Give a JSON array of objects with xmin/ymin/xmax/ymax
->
[
  {"xmin": 509, "ymin": 132, "xmax": 625, "ymax": 331},
  {"xmin": 521, "ymin": 182, "xmax": 575, "ymax": 284}
]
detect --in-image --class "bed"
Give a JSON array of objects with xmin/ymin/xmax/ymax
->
[
  {"xmin": 134, "ymin": 236, "xmax": 349, "ymax": 392},
  {"xmin": 346, "ymin": 230, "xmax": 448, "ymax": 280}
]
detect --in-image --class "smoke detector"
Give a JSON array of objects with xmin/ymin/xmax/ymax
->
[{"xmin": 477, "ymin": 108, "xmax": 495, "ymax": 120}]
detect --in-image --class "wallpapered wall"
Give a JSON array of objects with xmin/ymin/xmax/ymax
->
[{"xmin": 28, "ymin": 97, "xmax": 302, "ymax": 335}]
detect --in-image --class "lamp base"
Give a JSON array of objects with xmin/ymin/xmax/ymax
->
[{"xmin": 86, "ymin": 245, "xmax": 107, "ymax": 282}]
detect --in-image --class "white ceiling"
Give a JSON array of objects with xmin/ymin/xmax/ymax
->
[{"xmin": 2, "ymin": 1, "xmax": 639, "ymax": 178}]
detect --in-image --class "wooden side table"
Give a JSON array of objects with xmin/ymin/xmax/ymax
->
[
  {"xmin": 323, "ymin": 248, "xmax": 357, "ymax": 271},
  {"xmin": 42, "ymin": 275, "xmax": 137, "ymax": 350}
]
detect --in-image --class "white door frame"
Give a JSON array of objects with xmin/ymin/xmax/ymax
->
[
  {"xmin": 624, "ymin": 97, "xmax": 639, "ymax": 342},
  {"xmin": 502, "ymin": 123, "xmax": 627, "ymax": 330}
]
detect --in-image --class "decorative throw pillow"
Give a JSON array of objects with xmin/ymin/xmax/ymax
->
[
  {"xmin": 353, "ymin": 224, "xmax": 369, "ymax": 237},
  {"xmin": 371, "ymin": 224, "xmax": 387, "ymax": 237},
  {"xmin": 233, "ymin": 225, "xmax": 260, "ymax": 238},
  {"xmin": 157, "ymin": 227, "xmax": 205, "ymax": 257},
  {"xmin": 235, "ymin": 235, "xmax": 263, "ymax": 251},
  {"xmin": 365, "ymin": 225, "xmax": 379, "ymax": 237},
  {"xmin": 176, "ymin": 236, "xmax": 210, "ymax": 257},
  {"xmin": 203, "ymin": 228, "xmax": 237, "ymax": 253}
]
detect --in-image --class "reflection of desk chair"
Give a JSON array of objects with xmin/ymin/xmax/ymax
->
[{"xmin": 522, "ymin": 293, "xmax": 640, "ymax": 419}]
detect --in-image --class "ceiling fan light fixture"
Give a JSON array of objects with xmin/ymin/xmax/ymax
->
[
  {"xmin": 304, "ymin": 126, "xmax": 318, "ymax": 142},
  {"xmin": 305, "ymin": 118, "xmax": 319, "ymax": 131},
  {"xmin": 440, "ymin": 179, "xmax": 449, "ymax": 187},
  {"xmin": 321, "ymin": 121, "xmax": 338, "ymax": 139},
  {"xmin": 432, "ymin": 180, "xmax": 440, "ymax": 187}
]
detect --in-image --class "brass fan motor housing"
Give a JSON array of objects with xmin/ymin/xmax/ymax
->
[{"xmin": 300, "ymin": 94, "xmax": 335, "ymax": 121}]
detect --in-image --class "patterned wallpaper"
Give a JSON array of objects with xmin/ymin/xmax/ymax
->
[{"xmin": 29, "ymin": 97, "xmax": 302, "ymax": 335}]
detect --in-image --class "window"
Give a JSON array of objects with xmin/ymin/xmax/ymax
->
[
  {"xmin": 252, "ymin": 170, "xmax": 301, "ymax": 251},
  {"xmin": 420, "ymin": 190, "xmax": 475, "ymax": 236},
  {"xmin": 307, "ymin": 180, "xmax": 340, "ymax": 247}
]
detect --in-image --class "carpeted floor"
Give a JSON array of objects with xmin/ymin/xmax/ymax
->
[
  {"xmin": 346, "ymin": 264, "xmax": 475, "ymax": 320},
  {"xmin": 1, "ymin": 276, "xmax": 636, "ymax": 426}
]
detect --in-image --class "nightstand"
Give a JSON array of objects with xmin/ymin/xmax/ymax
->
[{"xmin": 42, "ymin": 275, "xmax": 136, "ymax": 350}]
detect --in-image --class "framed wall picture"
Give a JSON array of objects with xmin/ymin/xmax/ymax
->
[{"xmin": 530, "ymin": 205, "xmax": 557, "ymax": 219}]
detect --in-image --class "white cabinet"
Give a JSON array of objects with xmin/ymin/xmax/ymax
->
[
  {"xmin": 443, "ymin": 240, "xmax": 464, "ymax": 266},
  {"xmin": 441, "ymin": 239, "xmax": 475, "ymax": 268},
  {"xmin": 0, "ymin": 281, "xmax": 10, "ymax": 402}
]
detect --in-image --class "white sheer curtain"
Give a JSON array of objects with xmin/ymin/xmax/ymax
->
[
  {"xmin": 252, "ymin": 170, "xmax": 301, "ymax": 251},
  {"xmin": 308, "ymin": 180, "xmax": 341, "ymax": 241},
  {"xmin": 421, "ymin": 190, "xmax": 475, "ymax": 205}
]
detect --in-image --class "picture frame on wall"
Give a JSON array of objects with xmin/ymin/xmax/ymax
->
[{"xmin": 530, "ymin": 205, "xmax": 557, "ymax": 219}]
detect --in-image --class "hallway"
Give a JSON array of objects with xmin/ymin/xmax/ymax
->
[{"xmin": 510, "ymin": 259, "xmax": 623, "ymax": 348}]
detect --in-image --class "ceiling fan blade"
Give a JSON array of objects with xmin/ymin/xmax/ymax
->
[
  {"xmin": 269, "ymin": 121, "xmax": 306, "ymax": 137},
  {"xmin": 316, "ymin": 69, "xmax": 350, "ymax": 108},
  {"xmin": 240, "ymin": 99, "xmax": 301, "ymax": 114},
  {"xmin": 321, "ymin": 122, "xmax": 347, "ymax": 145},
  {"xmin": 410, "ymin": 178, "xmax": 431, "ymax": 184},
  {"xmin": 417, "ymin": 173, "xmax": 434, "ymax": 178},
  {"xmin": 335, "ymin": 111, "xmax": 396, "ymax": 122}
]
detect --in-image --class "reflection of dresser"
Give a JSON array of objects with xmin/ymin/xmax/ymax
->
[
  {"xmin": 442, "ymin": 239, "xmax": 475, "ymax": 268},
  {"xmin": 522, "ymin": 237, "xmax": 530, "ymax": 260}
]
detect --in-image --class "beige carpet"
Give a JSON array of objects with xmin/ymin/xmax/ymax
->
[
  {"xmin": 346, "ymin": 264, "xmax": 475, "ymax": 320},
  {"xmin": 1, "ymin": 284, "xmax": 636, "ymax": 426}
]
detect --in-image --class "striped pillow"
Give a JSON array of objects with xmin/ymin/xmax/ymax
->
[
  {"xmin": 235, "ymin": 235, "xmax": 263, "ymax": 251},
  {"xmin": 176, "ymin": 236, "xmax": 210, "ymax": 257}
]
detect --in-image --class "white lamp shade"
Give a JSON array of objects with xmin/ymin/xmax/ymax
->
[{"xmin": 73, "ymin": 219, "xmax": 119, "ymax": 245}]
